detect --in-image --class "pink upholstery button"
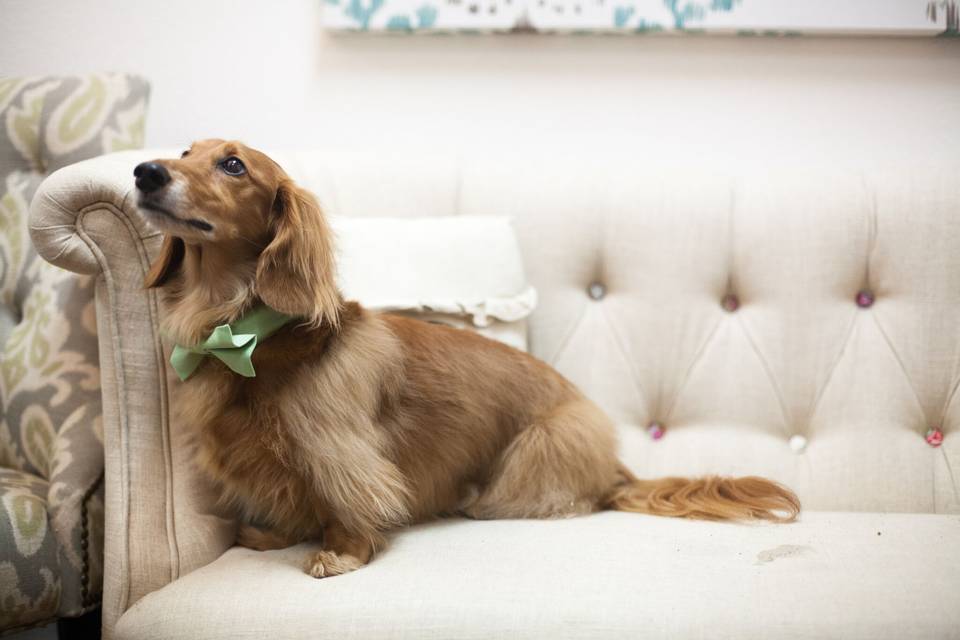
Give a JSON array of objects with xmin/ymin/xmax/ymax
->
[
  {"xmin": 722, "ymin": 294, "xmax": 739, "ymax": 312},
  {"xmin": 647, "ymin": 422, "xmax": 665, "ymax": 440},
  {"xmin": 855, "ymin": 290, "xmax": 874, "ymax": 308},
  {"xmin": 925, "ymin": 427, "xmax": 943, "ymax": 447},
  {"xmin": 587, "ymin": 282, "xmax": 606, "ymax": 300}
]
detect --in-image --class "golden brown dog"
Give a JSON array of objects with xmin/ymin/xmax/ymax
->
[{"xmin": 134, "ymin": 139, "xmax": 800, "ymax": 578}]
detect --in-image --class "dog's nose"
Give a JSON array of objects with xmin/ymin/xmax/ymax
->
[{"xmin": 134, "ymin": 162, "xmax": 171, "ymax": 193}]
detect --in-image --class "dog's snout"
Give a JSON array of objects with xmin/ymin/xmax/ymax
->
[{"xmin": 134, "ymin": 162, "xmax": 171, "ymax": 193}]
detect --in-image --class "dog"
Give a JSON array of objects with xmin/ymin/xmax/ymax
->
[{"xmin": 134, "ymin": 139, "xmax": 800, "ymax": 578}]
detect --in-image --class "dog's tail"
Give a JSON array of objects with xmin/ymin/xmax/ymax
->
[{"xmin": 604, "ymin": 466, "xmax": 800, "ymax": 523}]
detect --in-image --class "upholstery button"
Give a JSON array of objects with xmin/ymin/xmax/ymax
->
[
  {"xmin": 647, "ymin": 421, "xmax": 665, "ymax": 440},
  {"xmin": 789, "ymin": 434, "xmax": 807, "ymax": 453},
  {"xmin": 925, "ymin": 427, "xmax": 943, "ymax": 447},
  {"xmin": 587, "ymin": 282, "xmax": 606, "ymax": 300},
  {"xmin": 721, "ymin": 294, "xmax": 739, "ymax": 312},
  {"xmin": 855, "ymin": 290, "xmax": 874, "ymax": 308}
]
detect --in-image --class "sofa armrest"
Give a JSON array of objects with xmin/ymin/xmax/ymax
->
[{"xmin": 29, "ymin": 151, "xmax": 235, "ymax": 638}]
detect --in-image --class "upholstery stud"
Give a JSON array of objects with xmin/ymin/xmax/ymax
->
[
  {"xmin": 925, "ymin": 427, "xmax": 944, "ymax": 447},
  {"xmin": 789, "ymin": 434, "xmax": 808, "ymax": 453},
  {"xmin": 647, "ymin": 422, "xmax": 665, "ymax": 440},
  {"xmin": 855, "ymin": 289, "xmax": 875, "ymax": 308},
  {"xmin": 721, "ymin": 294, "xmax": 739, "ymax": 312},
  {"xmin": 587, "ymin": 282, "xmax": 606, "ymax": 301}
]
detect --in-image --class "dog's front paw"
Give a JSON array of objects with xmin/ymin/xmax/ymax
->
[{"xmin": 304, "ymin": 550, "xmax": 364, "ymax": 578}]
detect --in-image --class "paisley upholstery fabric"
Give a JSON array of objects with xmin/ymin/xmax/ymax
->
[
  {"xmin": 0, "ymin": 468, "xmax": 58, "ymax": 632},
  {"xmin": 0, "ymin": 73, "xmax": 148, "ymax": 634}
]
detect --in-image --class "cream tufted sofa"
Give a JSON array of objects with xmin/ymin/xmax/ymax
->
[{"xmin": 28, "ymin": 150, "xmax": 960, "ymax": 639}]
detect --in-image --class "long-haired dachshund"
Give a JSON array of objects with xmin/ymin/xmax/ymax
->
[{"xmin": 134, "ymin": 139, "xmax": 800, "ymax": 578}]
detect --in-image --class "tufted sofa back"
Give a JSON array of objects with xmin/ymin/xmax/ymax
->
[
  {"xmin": 26, "ymin": 148, "xmax": 960, "ymax": 633},
  {"xmin": 272, "ymin": 152, "xmax": 960, "ymax": 514}
]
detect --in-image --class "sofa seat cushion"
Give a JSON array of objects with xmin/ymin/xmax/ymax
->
[
  {"xmin": 0, "ymin": 468, "xmax": 60, "ymax": 631},
  {"xmin": 115, "ymin": 511, "xmax": 960, "ymax": 640}
]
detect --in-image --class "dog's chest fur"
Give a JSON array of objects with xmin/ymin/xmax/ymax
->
[
  {"xmin": 180, "ymin": 369, "xmax": 322, "ymax": 535},
  {"xmin": 175, "ymin": 310, "xmax": 412, "ymax": 537}
]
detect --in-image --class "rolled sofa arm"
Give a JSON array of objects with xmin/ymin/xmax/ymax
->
[{"xmin": 29, "ymin": 151, "xmax": 235, "ymax": 638}]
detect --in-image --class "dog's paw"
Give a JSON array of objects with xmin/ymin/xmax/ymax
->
[{"xmin": 304, "ymin": 550, "xmax": 363, "ymax": 578}]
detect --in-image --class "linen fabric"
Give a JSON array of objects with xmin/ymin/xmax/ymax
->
[
  {"xmin": 28, "ymin": 149, "xmax": 960, "ymax": 638},
  {"xmin": 114, "ymin": 511, "xmax": 960, "ymax": 640}
]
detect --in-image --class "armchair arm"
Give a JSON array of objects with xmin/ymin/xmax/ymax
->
[{"xmin": 29, "ymin": 151, "xmax": 235, "ymax": 638}]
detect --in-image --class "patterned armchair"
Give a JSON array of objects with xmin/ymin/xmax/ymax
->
[{"xmin": 0, "ymin": 74, "xmax": 149, "ymax": 635}]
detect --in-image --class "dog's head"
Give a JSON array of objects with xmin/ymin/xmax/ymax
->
[{"xmin": 135, "ymin": 139, "xmax": 339, "ymax": 327}]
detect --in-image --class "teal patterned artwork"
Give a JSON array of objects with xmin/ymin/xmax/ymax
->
[{"xmin": 324, "ymin": 0, "xmax": 959, "ymax": 35}]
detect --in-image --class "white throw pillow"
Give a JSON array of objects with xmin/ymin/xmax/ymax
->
[{"xmin": 330, "ymin": 216, "xmax": 536, "ymax": 352}]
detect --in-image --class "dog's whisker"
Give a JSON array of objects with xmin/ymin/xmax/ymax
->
[{"xmin": 235, "ymin": 232, "xmax": 263, "ymax": 249}]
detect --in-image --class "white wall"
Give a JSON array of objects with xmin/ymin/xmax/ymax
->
[{"xmin": 2, "ymin": 0, "xmax": 958, "ymax": 168}]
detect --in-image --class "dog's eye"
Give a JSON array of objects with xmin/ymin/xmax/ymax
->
[{"xmin": 220, "ymin": 157, "xmax": 246, "ymax": 176}]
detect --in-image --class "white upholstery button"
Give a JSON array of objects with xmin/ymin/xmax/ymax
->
[
  {"xmin": 587, "ymin": 282, "xmax": 606, "ymax": 300},
  {"xmin": 789, "ymin": 435, "xmax": 807, "ymax": 453}
]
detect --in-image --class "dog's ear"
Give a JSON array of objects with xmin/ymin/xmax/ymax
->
[
  {"xmin": 144, "ymin": 235, "xmax": 185, "ymax": 288},
  {"xmin": 256, "ymin": 180, "xmax": 340, "ymax": 327}
]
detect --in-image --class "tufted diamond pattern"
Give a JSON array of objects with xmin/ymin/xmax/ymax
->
[
  {"xmin": 267, "ymin": 152, "xmax": 960, "ymax": 514},
  {"xmin": 25, "ymin": 149, "xmax": 960, "ymax": 637}
]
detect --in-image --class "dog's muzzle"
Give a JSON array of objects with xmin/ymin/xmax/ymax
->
[{"xmin": 134, "ymin": 162, "xmax": 171, "ymax": 194}]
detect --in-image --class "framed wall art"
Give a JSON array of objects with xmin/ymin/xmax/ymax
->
[{"xmin": 323, "ymin": 0, "xmax": 959, "ymax": 36}]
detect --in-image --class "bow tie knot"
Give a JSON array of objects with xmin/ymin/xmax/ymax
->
[{"xmin": 169, "ymin": 305, "xmax": 294, "ymax": 381}]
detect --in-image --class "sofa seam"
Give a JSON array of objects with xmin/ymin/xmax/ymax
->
[
  {"xmin": 804, "ymin": 308, "xmax": 859, "ymax": 430},
  {"xmin": 547, "ymin": 298, "xmax": 590, "ymax": 367},
  {"xmin": 597, "ymin": 303, "xmax": 653, "ymax": 421},
  {"xmin": 867, "ymin": 310, "xmax": 936, "ymax": 511},
  {"xmin": 938, "ymin": 371, "xmax": 960, "ymax": 432},
  {"xmin": 938, "ymin": 449, "xmax": 960, "ymax": 512},
  {"xmin": 664, "ymin": 316, "xmax": 724, "ymax": 425},
  {"xmin": 72, "ymin": 204, "xmax": 133, "ymax": 622},
  {"xmin": 736, "ymin": 314, "xmax": 791, "ymax": 436},
  {"xmin": 145, "ymin": 234, "xmax": 180, "ymax": 582},
  {"xmin": 868, "ymin": 311, "xmax": 927, "ymax": 425},
  {"xmin": 72, "ymin": 201, "xmax": 180, "ymax": 623},
  {"xmin": 30, "ymin": 179, "xmax": 135, "ymax": 268}
]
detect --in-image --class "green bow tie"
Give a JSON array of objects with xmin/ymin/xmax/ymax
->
[{"xmin": 170, "ymin": 305, "xmax": 294, "ymax": 381}]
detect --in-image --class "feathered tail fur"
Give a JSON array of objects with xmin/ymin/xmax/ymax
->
[{"xmin": 605, "ymin": 466, "xmax": 800, "ymax": 523}]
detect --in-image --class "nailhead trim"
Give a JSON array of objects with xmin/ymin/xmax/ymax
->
[{"xmin": 79, "ymin": 472, "xmax": 104, "ymax": 608}]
